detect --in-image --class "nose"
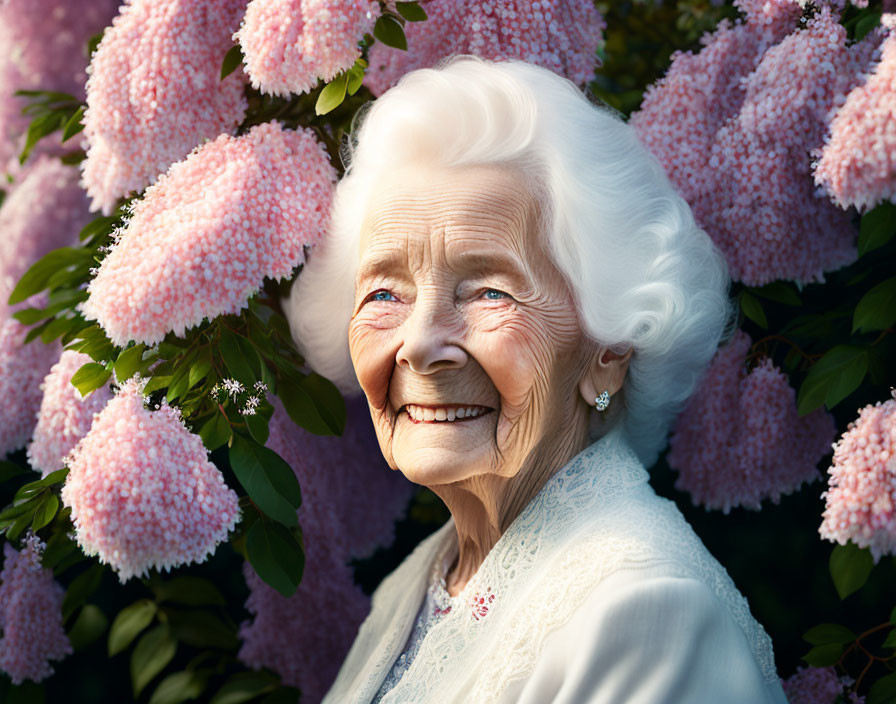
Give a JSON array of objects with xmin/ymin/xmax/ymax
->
[{"xmin": 395, "ymin": 290, "xmax": 467, "ymax": 374}]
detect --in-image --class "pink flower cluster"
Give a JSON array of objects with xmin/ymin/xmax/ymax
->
[
  {"xmin": 0, "ymin": 535, "xmax": 72, "ymax": 685},
  {"xmin": 0, "ymin": 155, "xmax": 92, "ymax": 285},
  {"xmin": 781, "ymin": 665, "xmax": 864, "ymax": 704},
  {"xmin": 631, "ymin": 4, "xmax": 882, "ymax": 285},
  {"xmin": 80, "ymin": 122, "xmax": 337, "ymax": 347},
  {"xmin": 819, "ymin": 388, "xmax": 896, "ymax": 562},
  {"xmin": 667, "ymin": 329, "xmax": 837, "ymax": 513},
  {"xmin": 236, "ymin": 0, "xmax": 379, "ymax": 97},
  {"xmin": 0, "ymin": 0, "xmax": 119, "ymax": 170},
  {"xmin": 80, "ymin": 0, "xmax": 249, "ymax": 215},
  {"xmin": 364, "ymin": 0, "xmax": 606, "ymax": 96},
  {"xmin": 61, "ymin": 376, "xmax": 241, "ymax": 582},
  {"xmin": 27, "ymin": 350, "xmax": 113, "ymax": 477},
  {"xmin": 238, "ymin": 397, "xmax": 415, "ymax": 695},
  {"xmin": 0, "ymin": 282, "xmax": 62, "ymax": 459},
  {"xmin": 814, "ymin": 17, "xmax": 896, "ymax": 212}
]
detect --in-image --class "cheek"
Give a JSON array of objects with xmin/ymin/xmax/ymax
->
[
  {"xmin": 348, "ymin": 319, "xmax": 402, "ymax": 408},
  {"xmin": 472, "ymin": 301, "xmax": 583, "ymax": 407}
]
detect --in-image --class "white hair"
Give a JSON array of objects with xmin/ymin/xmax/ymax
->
[{"xmin": 283, "ymin": 55, "xmax": 735, "ymax": 469}]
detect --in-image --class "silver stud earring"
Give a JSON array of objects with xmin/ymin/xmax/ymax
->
[{"xmin": 594, "ymin": 390, "xmax": 610, "ymax": 411}]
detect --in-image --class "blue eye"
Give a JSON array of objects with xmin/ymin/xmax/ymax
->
[
  {"xmin": 482, "ymin": 289, "xmax": 508, "ymax": 300},
  {"xmin": 370, "ymin": 290, "xmax": 397, "ymax": 302}
]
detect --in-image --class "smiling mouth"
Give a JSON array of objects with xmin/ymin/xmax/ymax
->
[{"xmin": 400, "ymin": 404, "xmax": 495, "ymax": 423}]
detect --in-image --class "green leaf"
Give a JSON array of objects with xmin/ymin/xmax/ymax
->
[
  {"xmin": 61, "ymin": 105, "xmax": 85, "ymax": 142},
  {"xmin": 853, "ymin": 277, "xmax": 896, "ymax": 334},
  {"xmin": 278, "ymin": 374, "xmax": 345, "ymax": 436},
  {"xmin": 13, "ymin": 307, "xmax": 50, "ymax": 325},
  {"xmin": 246, "ymin": 519, "xmax": 304, "ymax": 598},
  {"xmin": 149, "ymin": 670, "xmax": 208, "ymax": 704},
  {"xmin": 739, "ymin": 291, "xmax": 767, "ymax": 328},
  {"xmin": 802, "ymin": 623, "xmax": 856, "ymax": 645},
  {"xmin": 8, "ymin": 247, "xmax": 94, "ymax": 304},
  {"xmin": 199, "ymin": 412, "xmax": 232, "ymax": 452},
  {"xmin": 20, "ymin": 110, "xmax": 65, "ymax": 164},
  {"xmin": 882, "ymin": 630, "xmax": 896, "ymax": 650},
  {"xmin": 315, "ymin": 73, "xmax": 348, "ymax": 116},
  {"xmin": 797, "ymin": 345, "xmax": 869, "ymax": 416},
  {"xmin": 31, "ymin": 493, "xmax": 59, "ymax": 531},
  {"xmin": 374, "ymin": 14, "xmax": 408, "ymax": 50},
  {"xmin": 188, "ymin": 350, "xmax": 213, "ymax": 388},
  {"xmin": 108, "ymin": 599, "xmax": 158, "ymax": 656},
  {"xmin": 855, "ymin": 11, "xmax": 882, "ymax": 41},
  {"xmin": 114, "ymin": 344, "xmax": 146, "ymax": 383},
  {"xmin": 210, "ymin": 673, "xmax": 279, "ymax": 704},
  {"xmin": 395, "ymin": 1, "xmax": 428, "ymax": 21},
  {"xmin": 229, "ymin": 435, "xmax": 301, "ymax": 527},
  {"xmin": 79, "ymin": 215, "xmax": 119, "ymax": 242},
  {"xmin": 6, "ymin": 511, "xmax": 34, "ymax": 541},
  {"xmin": 71, "ymin": 362, "xmax": 112, "ymax": 397},
  {"xmin": 801, "ymin": 642, "xmax": 844, "ymax": 667},
  {"xmin": 42, "ymin": 531, "xmax": 78, "ymax": 571},
  {"xmin": 150, "ymin": 576, "xmax": 226, "ymax": 607},
  {"xmin": 220, "ymin": 329, "xmax": 256, "ymax": 385},
  {"xmin": 346, "ymin": 64, "xmax": 364, "ymax": 95},
  {"xmin": 87, "ymin": 30, "xmax": 104, "ymax": 56},
  {"xmin": 0, "ymin": 461, "xmax": 25, "ymax": 483},
  {"xmin": 859, "ymin": 202, "xmax": 896, "ymax": 257},
  {"xmin": 220, "ymin": 44, "xmax": 244, "ymax": 80},
  {"xmin": 868, "ymin": 670, "xmax": 896, "ymax": 704},
  {"xmin": 829, "ymin": 542, "xmax": 874, "ymax": 599},
  {"xmin": 63, "ymin": 563, "xmax": 104, "ymax": 621},
  {"xmin": 131, "ymin": 624, "xmax": 177, "ymax": 698},
  {"xmin": 245, "ymin": 410, "xmax": 271, "ymax": 445},
  {"xmin": 164, "ymin": 608, "xmax": 237, "ymax": 649},
  {"xmin": 40, "ymin": 316, "xmax": 78, "ymax": 343},
  {"xmin": 68, "ymin": 603, "xmax": 108, "ymax": 651}
]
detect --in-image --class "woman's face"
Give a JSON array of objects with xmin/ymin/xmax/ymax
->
[{"xmin": 348, "ymin": 162, "xmax": 595, "ymax": 486}]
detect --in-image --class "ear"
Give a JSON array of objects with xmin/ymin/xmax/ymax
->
[{"xmin": 578, "ymin": 345, "xmax": 633, "ymax": 408}]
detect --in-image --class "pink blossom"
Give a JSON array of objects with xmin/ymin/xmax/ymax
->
[
  {"xmin": 819, "ymin": 389, "xmax": 896, "ymax": 563},
  {"xmin": 0, "ymin": 281, "xmax": 62, "ymax": 459},
  {"xmin": 80, "ymin": 122, "xmax": 337, "ymax": 347},
  {"xmin": 27, "ymin": 350, "xmax": 113, "ymax": 477},
  {"xmin": 238, "ymin": 398, "xmax": 414, "ymax": 695},
  {"xmin": 631, "ymin": 6, "xmax": 877, "ymax": 285},
  {"xmin": 60, "ymin": 376, "xmax": 240, "ymax": 582},
  {"xmin": 364, "ymin": 0, "xmax": 606, "ymax": 96},
  {"xmin": 237, "ymin": 0, "xmax": 380, "ymax": 97},
  {"xmin": 0, "ymin": 155, "xmax": 93, "ymax": 286},
  {"xmin": 780, "ymin": 665, "xmax": 861, "ymax": 704},
  {"xmin": 667, "ymin": 329, "xmax": 837, "ymax": 513},
  {"xmin": 0, "ymin": 535, "xmax": 72, "ymax": 685},
  {"xmin": 0, "ymin": 0, "xmax": 119, "ymax": 171},
  {"xmin": 814, "ymin": 20, "xmax": 896, "ymax": 212},
  {"xmin": 80, "ymin": 0, "xmax": 249, "ymax": 215}
]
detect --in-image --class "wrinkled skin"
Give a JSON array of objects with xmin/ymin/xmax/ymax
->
[{"xmin": 348, "ymin": 163, "xmax": 631, "ymax": 596}]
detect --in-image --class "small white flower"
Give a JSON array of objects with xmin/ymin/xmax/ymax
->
[{"xmin": 222, "ymin": 378, "xmax": 244, "ymax": 397}]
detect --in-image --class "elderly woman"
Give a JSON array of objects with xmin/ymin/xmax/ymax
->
[{"xmin": 284, "ymin": 56, "xmax": 790, "ymax": 703}]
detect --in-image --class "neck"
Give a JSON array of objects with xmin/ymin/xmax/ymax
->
[{"xmin": 428, "ymin": 416, "xmax": 591, "ymax": 598}]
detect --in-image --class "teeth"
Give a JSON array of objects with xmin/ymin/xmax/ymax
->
[{"xmin": 403, "ymin": 404, "xmax": 490, "ymax": 422}]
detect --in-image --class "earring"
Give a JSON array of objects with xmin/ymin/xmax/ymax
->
[{"xmin": 594, "ymin": 390, "xmax": 610, "ymax": 411}]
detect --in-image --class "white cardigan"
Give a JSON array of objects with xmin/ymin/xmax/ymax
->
[{"xmin": 322, "ymin": 426, "xmax": 791, "ymax": 703}]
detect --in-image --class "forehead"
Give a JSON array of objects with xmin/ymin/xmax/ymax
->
[{"xmin": 359, "ymin": 163, "xmax": 540, "ymax": 260}]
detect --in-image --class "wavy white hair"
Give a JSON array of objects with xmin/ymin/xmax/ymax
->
[{"xmin": 283, "ymin": 54, "xmax": 735, "ymax": 469}]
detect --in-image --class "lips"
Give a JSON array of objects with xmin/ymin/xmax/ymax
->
[{"xmin": 400, "ymin": 403, "xmax": 494, "ymax": 423}]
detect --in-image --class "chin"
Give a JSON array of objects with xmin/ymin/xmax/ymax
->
[{"xmin": 391, "ymin": 444, "xmax": 497, "ymax": 486}]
